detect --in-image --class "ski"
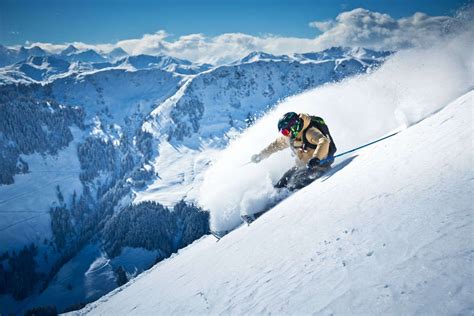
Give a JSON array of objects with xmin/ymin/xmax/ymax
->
[
  {"xmin": 240, "ymin": 214, "xmax": 256, "ymax": 225},
  {"xmin": 240, "ymin": 209, "xmax": 268, "ymax": 226},
  {"xmin": 210, "ymin": 230, "xmax": 230, "ymax": 242}
]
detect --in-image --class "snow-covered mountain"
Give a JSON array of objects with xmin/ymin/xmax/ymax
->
[
  {"xmin": 106, "ymin": 47, "xmax": 128, "ymax": 61},
  {"xmin": 0, "ymin": 45, "xmax": 20, "ymax": 67},
  {"xmin": 0, "ymin": 45, "xmax": 47, "ymax": 67},
  {"xmin": 0, "ymin": 46, "xmax": 390, "ymax": 314},
  {"xmin": 0, "ymin": 56, "xmax": 71, "ymax": 82},
  {"xmin": 235, "ymin": 47, "xmax": 392, "ymax": 65},
  {"xmin": 237, "ymin": 51, "xmax": 293, "ymax": 64},
  {"xmin": 0, "ymin": 53, "xmax": 211, "ymax": 84},
  {"xmin": 60, "ymin": 45, "xmax": 80, "ymax": 56},
  {"xmin": 0, "ymin": 45, "xmax": 388, "ymax": 85},
  {"xmin": 294, "ymin": 46, "xmax": 392, "ymax": 62},
  {"xmin": 64, "ymin": 49, "xmax": 107, "ymax": 63},
  {"xmin": 112, "ymin": 54, "xmax": 212, "ymax": 74},
  {"xmin": 0, "ymin": 46, "xmax": 110, "ymax": 77},
  {"xmin": 72, "ymin": 89, "xmax": 473, "ymax": 316},
  {"xmin": 59, "ymin": 45, "xmax": 128, "ymax": 62}
]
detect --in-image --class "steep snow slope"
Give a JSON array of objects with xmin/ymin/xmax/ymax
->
[{"xmin": 74, "ymin": 90, "xmax": 473, "ymax": 315}]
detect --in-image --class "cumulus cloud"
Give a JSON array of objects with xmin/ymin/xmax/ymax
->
[
  {"xmin": 115, "ymin": 30, "xmax": 169, "ymax": 55},
  {"xmin": 24, "ymin": 7, "xmax": 465, "ymax": 65},
  {"xmin": 111, "ymin": 31, "xmax": 317, "ymax": 64},
  {"xmin": 308, "ymin": 20, "xmax": 334, "ymax": 32},
  {"xmin": 309, "ymin": 8, "xmax": 455, "ymax": 50}
]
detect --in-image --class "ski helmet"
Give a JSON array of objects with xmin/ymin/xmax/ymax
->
[{"xmin": 278, "ymin": 112, "xmax": 303, "ymax": 138}]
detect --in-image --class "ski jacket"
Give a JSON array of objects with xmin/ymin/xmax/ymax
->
[{"xmin": 258, "ymin": 113, "xmax": 334, "ymax": 168}]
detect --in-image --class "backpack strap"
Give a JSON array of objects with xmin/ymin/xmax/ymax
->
[
  {"xmin": 302, "ymin": 116, "xmax": 337, "ymax": 156},
  {"xmin": 302, "ymin": 129, "xmax": 317, "ymax": 150}
]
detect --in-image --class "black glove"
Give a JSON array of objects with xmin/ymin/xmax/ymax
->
[{"xmin": 307, "ymin": 157, "xmax": 321, "ymax": 169}]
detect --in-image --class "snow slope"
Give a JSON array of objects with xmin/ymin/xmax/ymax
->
[{"xmin": 73, "ymin": 90, "xmax": 473, "ymax": 315}]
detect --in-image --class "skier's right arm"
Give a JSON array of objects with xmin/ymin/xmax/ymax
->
[{"xmin": 253, "ymin": 136, "xmax": 289, "ymax": 162}]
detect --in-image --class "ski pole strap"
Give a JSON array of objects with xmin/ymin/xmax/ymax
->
[{"xmin": 320, "ymin": 131, "xmax": 400, "ymax": 165}]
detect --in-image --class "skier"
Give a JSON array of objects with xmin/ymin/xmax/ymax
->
[{"xmin": 251, "ymin": 112, "xmax": 337, "ymax": 190}]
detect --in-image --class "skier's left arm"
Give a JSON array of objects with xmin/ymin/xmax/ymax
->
[{"xmin": 306, "ymin": 128, "xmax": 330, "ymax": 160}]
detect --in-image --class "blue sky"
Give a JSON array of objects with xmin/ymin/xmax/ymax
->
[{"xmin": 0, "ymin": 0, "xmax": 469, "ymax": 46}]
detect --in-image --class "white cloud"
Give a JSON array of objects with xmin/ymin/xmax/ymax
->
[
  {"xmin": 115, "ymin": 30, "xmax": 169, "ymax": 55},
  {"xmin": 308, "ymin": 20, "xmax": 334, "ymax": 32},
  {"xmin": 309, "ymin": 8, "xmax": 455, "ymax": 50},
  {"xmin": 24, "ymin": 7, "xmax": 467, "ymax": 65}
]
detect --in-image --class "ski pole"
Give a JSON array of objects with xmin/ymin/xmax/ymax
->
[
  {"xmin": 319, "ymin": 131, "xmax": 400, "ymax": 165},
  {"xmin": 239, "ymin": 161, "xmax": 253, "ymax": 167}
]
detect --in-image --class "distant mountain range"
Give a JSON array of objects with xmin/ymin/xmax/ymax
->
[
  {"xmin": 0, "ymin": 44, "xmax": 392, "ymax": 84},
  {"xmin": 0, "ymin": 44, "xmax": 113, "ymax": 67}
]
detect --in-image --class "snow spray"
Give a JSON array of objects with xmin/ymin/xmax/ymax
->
[{"xmin": 199, "ymin": 9, "xmax": 474, "ymax": 232}]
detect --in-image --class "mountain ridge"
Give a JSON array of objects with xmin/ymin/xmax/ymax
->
[{"xmin": 0, "ymin": 46, "xmax": 390, "ymax": 84}]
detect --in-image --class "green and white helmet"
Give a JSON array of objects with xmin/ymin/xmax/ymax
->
[{"xmin": 277, "ymin": 112, "xmax": 303, "ymax": 138}]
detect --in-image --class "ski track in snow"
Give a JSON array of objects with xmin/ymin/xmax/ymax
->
[{"xmin": 72, "ymin": 90, "xmax": 473, "ymax": 315}]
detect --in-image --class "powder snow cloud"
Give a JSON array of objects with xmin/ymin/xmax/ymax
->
[{"xmin": 24, "ymin": 7, "xmax": 466, "ymax": 65}]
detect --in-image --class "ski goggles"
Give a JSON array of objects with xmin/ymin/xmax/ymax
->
[{"xmin": 279, "ymin": 117, "xmax": 301, "ymax": 138}]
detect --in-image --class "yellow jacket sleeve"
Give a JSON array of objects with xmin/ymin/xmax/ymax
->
[{"xmin": 259, "ymin": 136, "xmax": 290, "ymax": 159}]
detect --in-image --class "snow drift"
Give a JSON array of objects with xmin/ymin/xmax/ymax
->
[
  {"xmin": 74, "ymin": 88, "xmax": 473, "ymax": 315},
  {"xmin": 199, "ymin": 23, "xmax": 473, "ymax": 232}
]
